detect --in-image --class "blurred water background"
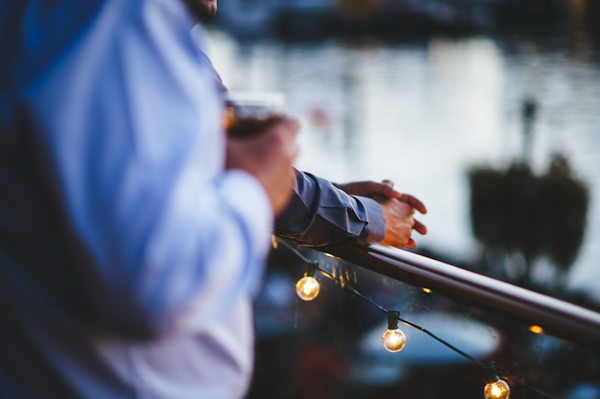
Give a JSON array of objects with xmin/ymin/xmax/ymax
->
[
  {"xmin": 206, "ymin": 0, "xmax": 599, "ymax": 307},
  {"xmin": 201, "ymin": 1, "xmax": 600, "ymax": 397}
]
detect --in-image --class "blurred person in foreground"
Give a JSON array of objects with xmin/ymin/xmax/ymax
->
[{"xmin": 0, "ymin": 1, "xmax": 425, "ymax": 399}]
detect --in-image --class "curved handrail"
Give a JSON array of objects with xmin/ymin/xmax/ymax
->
[{"xmin": 319, "ymin": 238, "xmax": 600, "ymax": 351}]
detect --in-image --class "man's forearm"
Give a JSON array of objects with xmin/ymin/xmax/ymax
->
[{"xmin": 274, "ymin": 170, "xmax": 385, "ymax": 246}]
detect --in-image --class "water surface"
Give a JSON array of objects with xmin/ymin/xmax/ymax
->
[{"xmin": 206, "ymin": 27, "xmax": 600, "ymax": 305}]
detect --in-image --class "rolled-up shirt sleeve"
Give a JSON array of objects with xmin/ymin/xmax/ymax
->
[{"xmin": 274, "ymin": 170, "xmax": 386, "ymax": 246}]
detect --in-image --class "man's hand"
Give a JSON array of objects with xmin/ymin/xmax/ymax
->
[
  {"xmin": 226, "ymin": 117, "xmax": 300, "ymax": 215},
  {"xmin": 334, "ymin": 180, "xmax": 402, "ymax": 200},
  {"xmin": 373, "ymin": 194, "xmax": 427, "ymax": 248},
  {"xmin": 335, "ymin": 180, "xmax": 427, "ymax": 248}
]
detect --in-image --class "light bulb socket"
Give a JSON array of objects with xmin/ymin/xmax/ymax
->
[
  {"xmin": 483, "ymin": 362, "xmax": 500, "ymax": 382},
  {"xmin": 305, "ymin": 260, "xmax": 319, "ymax": 278},
  {"xmin": 387, "ymin": 310, "xmax": 400, "ymax": 330}
]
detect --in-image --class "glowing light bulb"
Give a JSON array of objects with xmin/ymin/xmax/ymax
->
[
  {"xmin": 296, "ymin": 276, "xmax": 320, "ymax": 301},
  {"xmin": 382, "ymin": 328, "xmax": 406, "ymax": 352},
  {"xmin": 529, "ymin": 325, "xmax": 544, "ymax": 334},
  {"xmin": 484, "ymin": 379, "xmax": 510, "ymax": 399}
]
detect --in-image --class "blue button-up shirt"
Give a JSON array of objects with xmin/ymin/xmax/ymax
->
[
  {"xmin": 1, "ymin": 0, "xmax": 272, "ymax": 397},
  {"xmin": 0, "ymin": 1, "xmax": 384, "ymax": 397}
]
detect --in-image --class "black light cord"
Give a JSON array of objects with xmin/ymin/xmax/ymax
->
[
  {"xmin": 494, "ymin": 370, "xmax": 564, "ymax": 399},
  {"xmin": 275, "ymin": 237, "xmax": 565, "ymax": 399}
]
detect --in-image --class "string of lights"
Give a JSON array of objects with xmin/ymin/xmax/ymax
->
[{"xmin": 274, "ymin": 236, "xmax": 566, "ymax": 399}]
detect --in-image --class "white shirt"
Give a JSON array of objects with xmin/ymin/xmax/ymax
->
[{"xmin": 0, "ymin": 0, "xmax": 271, "ymax": 397}]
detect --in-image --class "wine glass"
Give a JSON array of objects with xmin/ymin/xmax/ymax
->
[{"xmin": 223, "ymin": 91, "xmax": 287, "ymax": 139}]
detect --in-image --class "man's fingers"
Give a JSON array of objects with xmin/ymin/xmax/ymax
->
[
  {"xmin": 336, "ymin": 180, "xmax": 403, "ymax": 199},
  {"xmin": 366, "ymin": 181, "xmax": 401, "ymax": 198},
  {"xmin": 381, "ymin": 179, "xmax": 402, "ymax": 198},
  {"xmin": 399, "ymin": 194, "xmax": 427, "ymax": 214},
  {"xmin": 273, "ymin": 117, "xmax": 300, "ymax": 139},
  {"xmin": 376, "ymin": 180, "xmax": 401, "ymax": 198},
  {"xmin": 269, "ymin": 118, "xmax": 300, "ymax": 159},
  {"xmin": 413, "ymin": 219, "xmax": 427, "ymax": 235},
  {"xmin": 405, "ymin": 237, "xmax": 417, "ymax": 249}
]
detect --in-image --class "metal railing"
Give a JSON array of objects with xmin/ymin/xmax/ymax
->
[{"xmin": 318, "ymin": 238, "xmax": 600, "ymax": 351}]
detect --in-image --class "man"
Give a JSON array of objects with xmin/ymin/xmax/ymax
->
[{"xmin": 0, "ymin": 1, "xmax": 424, "ymax": 399}]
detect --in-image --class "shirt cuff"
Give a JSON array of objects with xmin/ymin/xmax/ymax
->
[{"xmin": 354, "ymin": 196, "xmax": 386, "ymax": 242}]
